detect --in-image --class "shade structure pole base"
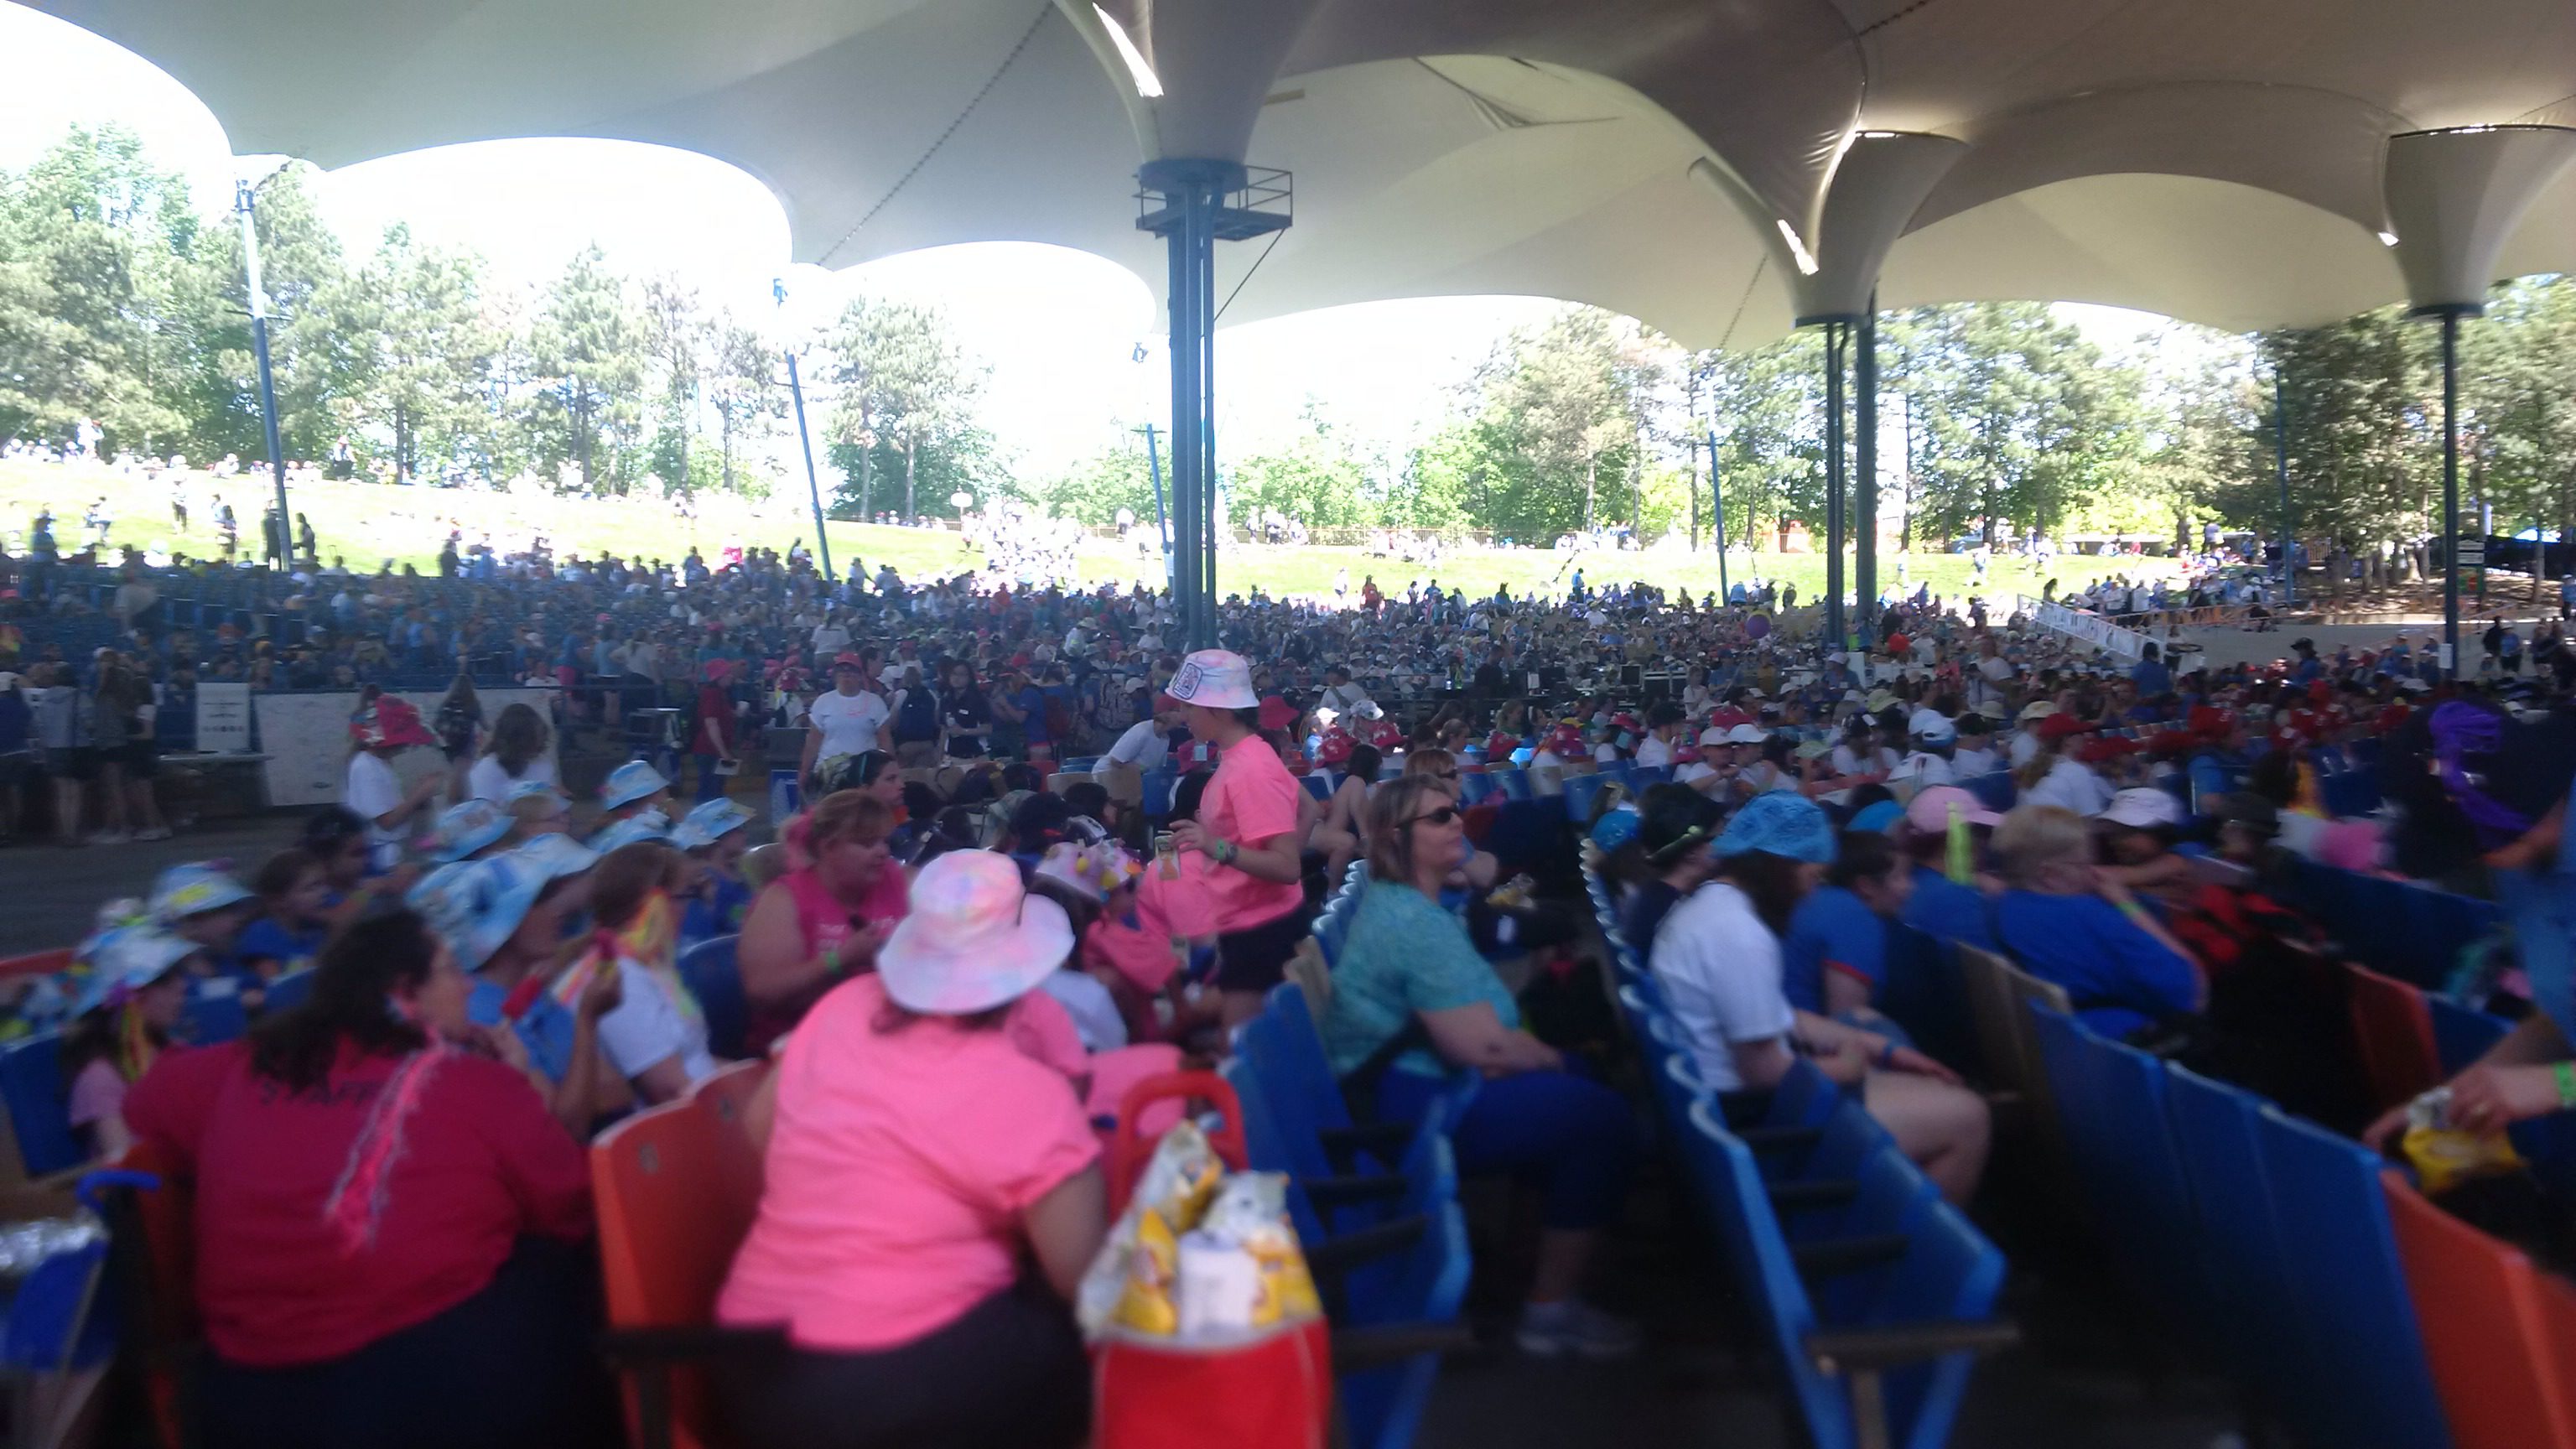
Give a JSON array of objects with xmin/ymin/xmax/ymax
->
[{"xmin": 1136, "ymin": 159, "xmax": 1291, "ymax": 652}]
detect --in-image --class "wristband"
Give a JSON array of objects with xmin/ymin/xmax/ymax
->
[
  {"xmin": 823, "ymin": 939, "xmax": 844, "ymax": 978},
  {"xmin": 1212, "ymin": 838, "xmax": 1238, "ymax": 867},
  {"xmin": 2114, "ymin": 897, "xmax": 2148, "ymax": 922},
  {"xmin": 2556, "ymin": 1061, "xmax": 2576, "ymax": 1111}
]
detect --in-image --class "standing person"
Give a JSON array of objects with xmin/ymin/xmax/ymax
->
[
  {"xmin": 716, "ymin": 850, "xmax": 1104, "ymax": 1449},
  {"xmin": 1321, "ymin": 775, "xmax": 1639, "ymax": 1358},
  {"xmin": 122, "ymin": 911, "xmax": 612, "ymax": 1449},
  {"xmin": 693, "ymin": 661, "xmax": 741, "ymax": 803},
  {"xmin": 466, "ymin": 703, "xmax": 555, "ymax": 803},
  {"xmin": 801, "ymin": 653, "xmax": 892, "ymax": 800},
  {"xmin": 886, "ymin": 663, "xmax": 943, "ymax": 769},
  {"xmin": 937, "ymin": 661, "xmax": 993, "ymax": 763},
  {"xmin": 1163, "ymin": 649, "xmax": 1310, "ymax": 1027},
  {"xmin": 345, "ymin": 699, "xmax": 445, "ymax": 872},
  {"xmin": 434, "ymin": 672, "xmax": 484, "ymax": 806},
  {"xmin": 0, "ymin": 669, "xmax": 32, "ymax": 845}
]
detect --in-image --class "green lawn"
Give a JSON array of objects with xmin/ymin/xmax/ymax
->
[{"xmin": 1, "ymin": 458, "xmax": 2174, "ymax": 605}]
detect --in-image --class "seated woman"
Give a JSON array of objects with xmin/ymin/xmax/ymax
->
[
  {"xmin": 739, "ymin": 790, "xmax": 909, "ymax": 1052},
  {"xmin": 1320, "ymin": 775, "xmax": 1640, "ymax": 1360},
  {"xmin": 64, "ymin": 926, "xmax": 196, "ymax": 1161},
  {"xmin": 2093, "ymin": 787, "xmax": 2197, "ymax": 914},
  {"xmin": 718, "ymin": 849, "xmax": 1105, "ymax": 1449},
  {"xmin": 1652, "ymin": 792, "xmax": 1990, "ymax": 1204},
  {"xmin": 1991, "ymin": 804, "xmax": 2205, "ymax": 1041},
  {"xmin": 124, "ymin": 911, "xmax": 608, "ymax": 1449},
  {"xmin": 1783, "ymin": 830, "xmax": 1915, "ymax": 1034},
  {"xmin": 1620, "ymin": 784, "xmax": 1718, "ymax": 952}
]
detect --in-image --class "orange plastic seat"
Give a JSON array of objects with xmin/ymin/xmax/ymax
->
[
  {"xmin": 591, "ymin": 1061, "xmax": 771, "ymax": 1449},
  {"xmin": 2346, "ymin": 965, "xmax": 2442, "ymax": 1113},
  {"xmin": 2384, "ymin": 1171, "xmax": 2575, "ymax": 1449}
]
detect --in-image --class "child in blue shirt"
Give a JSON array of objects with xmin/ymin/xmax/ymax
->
[{"xmin": 236, "ymin": 849, "xmax": 333, "ymax": 981}]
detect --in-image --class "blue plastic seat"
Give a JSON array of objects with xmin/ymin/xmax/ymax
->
[
  {"xmin": 1877, "ymin": 927, "xmax": 1976, "ymax": 1074},
  {"xmin": 2428, "ymin": 997, "xmax": 2509, "ymax": 1076},
  {"xmin": 1676, "ymin": 1098, "xmax": 2007, "ymax": 1449},
  {"xmin": 1301, "ymin": 772, "xmax": 1332, "ymax": 802},
  {"xmin": 2163, "ymin": 1065, "xmax": 2320, "ymax": 1429},
  {"xmin": 1961, "ymin": 772, "xmax": 2015, "ymax": 813},
  {"xmin": 1457, "ymin": 772, "xmax": 1498, "ymax": 807},
  {"xmin": 1561, "ymin": 772, "xmax": 1608, "ymax": 823},
  {"xmin": 1140, "ymin": 769, "xmax": 1176, "ymax": 818},
  {"xmin": 261, "ymin": 968, "xmax": 316, "ymax": 1015},
  {"xmin": 2029, "ymin": 1006, "xmax": 2211, "ymax": 1335},
  {"xmin": 181, "ymin": 987, "xmax": 249, "ymax": 1047},
  {"xmin": 2251, "ymin": 1108, "xmax": 2449, "ymax": 1449},
  {"xmin": 678, "ymin": 934, "xmax": 749, "ymax": 1060},
  {"xmin": 1493, "ymin": 768, "xmax": 1531, "ymax": 802},
  {"xmin": 0, "ymin": 1035, "xmax": 80, "ymax": 1177}
]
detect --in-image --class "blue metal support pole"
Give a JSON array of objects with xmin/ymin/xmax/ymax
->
[
  {"xmin": 1140, "ymin": 422, "xmax": 1171, "ymax": 593},
  {"xmin": 1855, "ymin": 307, "xmax": 1879, "ymax": 631},
  {"xmin": 2272, "ymin": 369, "xmax": 2293, "ymax": 610},
  {"xmin": 1707, "ymin": 428, "xmax": 1729, "ymax": 600},
  {"xmin": 1823, "ymin": 320, "xmax": 1847, "ymax": 647},
  {"xmin": 2441, "ymin": 306, "xmax": 2464, "ymax": 678},
  {"xmin": 775, "ymin": 279, "xmax": 833, "ymax": 582}
]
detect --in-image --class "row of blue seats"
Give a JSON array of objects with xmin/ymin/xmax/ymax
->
[
  {"xmin": 1582, "ymin": 855, "xmax": 2015, "ymax": 1449},
  {"xmin": 2277, "ymin": 860, "xmax": 2497, "ymax": 989},
  {"xmin": 1225, "ymin": 982, "xmax": 1471, "ymax": 1449}
]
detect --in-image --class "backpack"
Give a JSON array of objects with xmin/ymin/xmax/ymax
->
[
  {"xmin": 435, "ymin": 700, "xmax": 475, "ymax": 754},
  {"xmin": 893, "ymin": 686, "xmax": 941, "ymax": 744}
]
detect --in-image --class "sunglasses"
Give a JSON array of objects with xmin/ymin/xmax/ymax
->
[
  {"xmin": 1431, "ymin": 770, "xmax": 1459, "ymax": 782},
  {"xmin": 1408, "ymin": 805, "xmax": 1461, "ymax": 828}
]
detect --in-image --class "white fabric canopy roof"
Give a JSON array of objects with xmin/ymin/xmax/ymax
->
[{"xmin": 25, "ymin": 0, "xmax": 2576, "ymax": 345}]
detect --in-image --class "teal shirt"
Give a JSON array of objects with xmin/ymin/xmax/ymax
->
[{"xmin": 1322, "ymin": 880, "xmax": 1518, "ymax": 1079}]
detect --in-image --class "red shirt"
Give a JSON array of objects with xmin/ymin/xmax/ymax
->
[
  {"xmin": 697, "ymin": 683, "xmax": 734, "ymax": 755},
  {"xmin": 1196, "ymin": 734, "xmax": 1306, "ymax": 932},
  {"xmin": 125, "ymin": 1040, "xmax": 591, "ymax": 1367}
]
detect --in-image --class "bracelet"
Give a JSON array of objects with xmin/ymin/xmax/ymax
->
[
  {"xmin": 822, "ymin": 939, "xmax": 844, "ymax": 978},
  {"xmin": 2114, "ymin": 897, "xmax": 2148, "ymax": 921},
  {"xmin": 1211, "ymin": 838, "xmax": 1238, "ymax": 867},
  {"xmin": 2556, "ymin": 1061, "xmax": 2576, "ymax": 1111}
]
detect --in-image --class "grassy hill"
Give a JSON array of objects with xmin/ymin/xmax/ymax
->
[{"xmin": 0, "ymin": 458, "xmax": 2172, "ymax": 605}]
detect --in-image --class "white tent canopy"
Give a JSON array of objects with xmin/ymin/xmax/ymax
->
[{"xmin": 25, "ymin": 0, "xmax": 2576, "ymax": 344}]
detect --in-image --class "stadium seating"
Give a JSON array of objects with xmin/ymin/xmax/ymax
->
[
  {"xmin": 2344, "ymin": 965, "xmax": 2444, "ymax": 1113},
  {"xmin": 2385, "ymin": 1172, "xmax": 2574, "ymax": 1449},
  {"xmin": 0, "ymin": 1033, "xmax": 81, "ymax": 1177},
  {"xmin": 676, "ymin": 935, "xmax": 748, "ymax": 1061},
  {"xmin": 591, "ymin": 1059, "xmax": 775, "ymax": 1449}
]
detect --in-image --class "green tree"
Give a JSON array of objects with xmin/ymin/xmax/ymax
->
[
  {"xmin": 526, "ymin": 246, "xmax": 647, "ymax": 492},
  {"xmin": 641, "ymin": 274, "xmax": 710, "ymax": 495},
  {"xmin": 337, "ymin": 224, "xmax": 498, "ymax": 482},
  {"xmin": 704, "ymin": 315, "xmax": 783, "ymax": 496}
]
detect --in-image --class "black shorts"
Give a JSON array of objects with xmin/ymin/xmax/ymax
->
[
  {"xmin": 49, "ymin": 747, "xmax": 96, "ymax": 782},
  {"xmin": 1214, "ymin": 903, "xmax": 1311, "ymax": 995},
  {"xmin": 122, "ymin": 741, "xmax": 158, "ymax": 777}
]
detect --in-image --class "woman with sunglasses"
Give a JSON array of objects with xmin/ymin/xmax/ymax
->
[{"xmin": 1319, "ymin": 774, "xmax": 1639, "ymax": 1359}]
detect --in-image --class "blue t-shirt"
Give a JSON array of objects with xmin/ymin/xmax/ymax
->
[
  {"xmin": 1782, "ymin": 886, "xmax": 1888, "ymax": 1013},
  {"xmin": 1900, "ymin": 867, "xmax": 1996, "ymax": 952},
  {"xmin": 2131, "ymin": 657, "xmax": 2173, "ymax": 696},
  {"xmin": 1992, "ymin": 891, "xmax": 2199, "ymax": 1040},
  {"xmin": 681, "ymin": 875, "xmax": 756, "ymax": 950},
  {"xmin": 1322, "ymin": 880, "xmax": 1516, "ymax": 1079},
  {"xmin": 465, "ymin": 978, "xmax": 579, "ymax": 1085},
  {"xmin": 236, "ymin": 916, "xmax": 327, "ymax": 975},
  {"xmin": 1015, "ymin": 685, "xmax": 1050, "ymax": 745}
]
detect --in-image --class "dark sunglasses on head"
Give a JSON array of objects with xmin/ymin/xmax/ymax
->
[
  {"xmin": 1409, "ymin": 805, "xmax": 1461, "ymax": 828},
  {"xmin": 1432, "ymin": 769, "xmax": 1459, "ymax": 782}
]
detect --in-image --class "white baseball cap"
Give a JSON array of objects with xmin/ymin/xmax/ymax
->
[
  {"xmin": 2097, "ymin": 787, "xmax": 2184, "ymax": 829},
  {"xmin": 1724, "ymin": 724, "xmax": 1769, "ymax": 745},
  {"xmin": 1164, "ymin": 649, "xmax": 1259, "ymax": 710}
]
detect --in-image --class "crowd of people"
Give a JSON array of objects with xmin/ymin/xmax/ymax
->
[{"xmin": 10, "ymin": 496, "xmax": 2576, "ymax": 1446}]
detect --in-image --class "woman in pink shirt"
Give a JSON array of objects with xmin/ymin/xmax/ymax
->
[
  {"xmin": 737, "ymin": 789, "xmax": 909, "ymax": 1052},
  {"xmin": 1162, "ymin": 649, "xmax": 1311, "ymax": 1026},
  {"xmin": 719, "ymin": 849, "xmax": 1106, "ymax": 1449}
]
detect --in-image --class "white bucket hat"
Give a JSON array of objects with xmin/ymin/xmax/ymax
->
[
  {"xmin": 879, "ymin": 850, "xmax": 1075, "ymax": 1015},
  {"xmin": 2097, "ymin": 787, "xmax": 2185, "ymax": 830},
  {"xmin": 1164, "ymin": 649, "xmax": 1259, "ymax": 710}
]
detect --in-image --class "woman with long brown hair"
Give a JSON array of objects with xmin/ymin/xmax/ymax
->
[{"xmin": 468, "ymin": 701, "xmax": 554, "ymax": 803}]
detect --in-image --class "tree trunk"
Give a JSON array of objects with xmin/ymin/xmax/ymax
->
[
  {"xmin": 1687, "ymin": 434, "xmax": 1701, "ymax": 551},
  {"xmin": 1583, "ymin": 454, "xmax": 1597, "ymax": 532},
  {"xmin": 857, "ymin": 408, "xmax": 875, "ymax": 520},
  {"xmin": 1899, "ymin": 397, "xmax": 1914, "ymax": 553},
  {"xmin": 902, "ymin": 434, "xmax": 917, "ymax": 523}
]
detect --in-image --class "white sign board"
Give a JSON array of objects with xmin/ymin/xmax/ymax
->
[
  {"xmin": 195, "ymin": 682, "xmax": 253, "ymax": 755},
  {"xmin": 2022, "ymin": 598, "xmax": 2147, "ymax": 660},
  {"xmin": 252, "ymin": 688, "xmax": 564, "ymax": 808}
]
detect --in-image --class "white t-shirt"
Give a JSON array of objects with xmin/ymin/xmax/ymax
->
[
  {"xmin": 467, "ymin": 753, "xmax": 557, "ymax": 804},
  {"xmin": 595, "ymin": 958, "xmax": 719, "ymax": 1086},
  {"xmin": 344, "ymin": 752, "xmax": 408, "ymax": 869},
  {"xmin": 2007, "ymin": 731, "xmax": 2044, "ymax": 768},
  {"xmin": 1650, "ymin": 881, "xmax": 1797, "ymax": 1093},
  {"xmin": 1831, "ymin": 745, "xmax": 1896, "ymax": 777},
  {"xmin": 1634, "ymin": 735, "xmax": 1675, "ymax": 769},
  {"xmin": 1041, "ymin": 971, "xmax": 1129, "ymax": 1052},
  {"xmin": 2026, "ymin": 757, "xmax": 2111, "ymax": 816},
  {"xmin": 810, "ymin": 623, "xmax": 851, "ymax": 657},
  {"xmin": 808, "ymin": 688, "xmax": 889, "ymax": 760},
  {"xmin": 1893, "ymin": 751, "xmax": 1956, "ymax": 787},
  {"xmin": 1099, "ymin": 719, "xmax": 1171, "ymax": 774},
  {"xmin": 1951, "ymin": 745, "xmax": 1997, "ymax": 778},
  {"xmin": 1675, "ymin": 761, "xmax": 1720, "ymax": 788}
]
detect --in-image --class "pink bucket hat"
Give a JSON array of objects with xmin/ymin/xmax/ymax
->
[
  {"xmin": 1164, "ymin": 649, "xmax": 1259, "ymax": 710},
  {"xmin": 879, "ymin": 850, "xmax": 1074, "ymax": 1015}
]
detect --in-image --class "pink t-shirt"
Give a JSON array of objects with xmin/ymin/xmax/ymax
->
[
  {"xmin": 1195, "ymin": 735, "xmax": 1306, "ymax": 932},
  {"xmin": 67, "ymin": 1058, "xmax": 127, "ymax": 1136},
  {"xmin": 719, "ymin": 974, "xmax": 1098, "ymax": 1351}
]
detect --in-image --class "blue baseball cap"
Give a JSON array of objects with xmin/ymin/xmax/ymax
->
[
  {"xmin": 1713, "ymin": 792, "xmax": 1836, "ymax": 865},
  {"xmin": 148, "ymin": 863, "xmax": 253, "ymax": 922},
  {"xmin": 1588, "ymin": 807, "xmax": 1642, "ymax": 853},
  {"xmin": 408, "ymin": 855, "xmax": 547, "ymax": 972},
  {"xmin": 429, "ymin": 798, "xmax": 513, "ymax": 863},
  {"xmin": 1848, "ymin": 799, "xmax": 1905, "ymax": 834},
  {"xmin": 600, "ymin": 761, "xmax": 671, "ymax": 811}
]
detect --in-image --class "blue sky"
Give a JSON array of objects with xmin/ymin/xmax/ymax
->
[{"xmin": 0, "ymin": 3, "xmax": 2196, "ymax": 479}]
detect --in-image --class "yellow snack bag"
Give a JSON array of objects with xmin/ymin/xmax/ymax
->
[
  {"xmin": 2401, "ymin": 1087, "xmax": 2527, "ymax": 1195},
  {"xmin": 1112, "ymin": 1208, "xmax": 1183, "ymax": 1335}
]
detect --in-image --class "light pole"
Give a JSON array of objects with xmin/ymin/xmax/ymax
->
[
  {"xmin": 235, "ymin": 174, "xmax": 293, "ymax": 568},
  {"xmin": 774, "ymin": 279, "xmax": 834, "ymax": 580}
]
